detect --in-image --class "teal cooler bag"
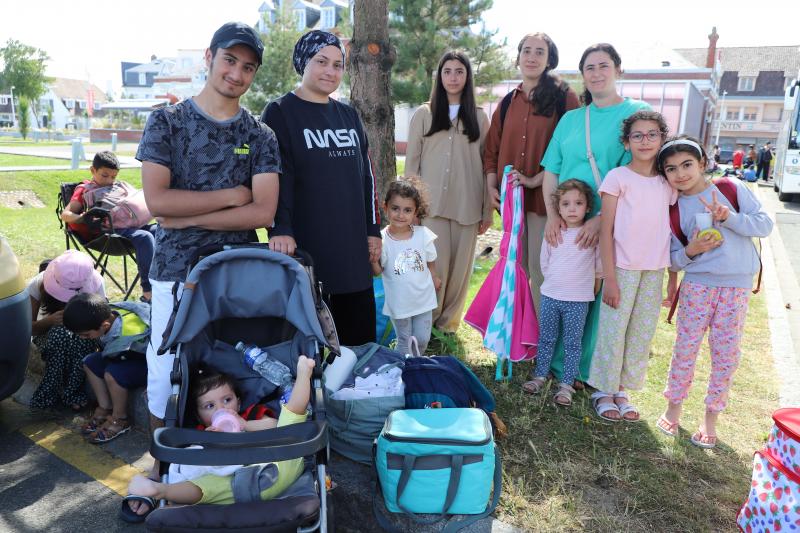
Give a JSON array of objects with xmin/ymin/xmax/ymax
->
[{"xmin": 375, "ymin": 408, "xmax": 501, "ymax": 527}]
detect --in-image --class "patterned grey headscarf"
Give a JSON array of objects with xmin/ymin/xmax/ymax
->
[{"xmin": 293, "ymin": 30, "xmax": 346, "ymax": 76}]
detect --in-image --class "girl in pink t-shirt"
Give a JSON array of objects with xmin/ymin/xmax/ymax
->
[{"xmin": 588, "ymin": 110, "xmax": 676, "ymax": 422}]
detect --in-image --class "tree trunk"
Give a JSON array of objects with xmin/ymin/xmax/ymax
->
[{"xmin": 348, "ymin": 0, "xmax": 396, "ymax": 213}]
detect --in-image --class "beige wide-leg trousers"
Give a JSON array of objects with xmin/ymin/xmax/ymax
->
[{"xmin": 423, "ymin": 216, "xmax": 479, "ymax": 333}]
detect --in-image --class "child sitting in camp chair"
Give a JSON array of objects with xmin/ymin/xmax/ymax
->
[{"xmin": 59, "ymin": 151, "xmax": 155, "ymax": 302}]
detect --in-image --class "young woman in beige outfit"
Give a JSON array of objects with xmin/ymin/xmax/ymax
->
[{"xmin": 404, "ymin": 50, "xmax": 492, "ymax": 333}]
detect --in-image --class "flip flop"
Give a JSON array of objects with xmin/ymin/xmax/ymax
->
[
  {"xmin": 119, "ymin": 495, "xmax": 155, "ymax": 523},
  {"xmin": 690, "ymin": 430, "xmax": 717, "ymax": 449},
  {"xmin": 656, "ymin": 415, "xmax": 680, "ymax": 437}
]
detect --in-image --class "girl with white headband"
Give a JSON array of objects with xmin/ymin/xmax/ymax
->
[{"xmin": 655, "ymin": 135, "xmax": 772, "ymax": 448}]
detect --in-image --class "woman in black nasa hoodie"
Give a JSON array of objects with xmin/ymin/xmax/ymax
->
[{"xmin": 262, "ymin": 30, "xmax": 381, "ymax": 345}]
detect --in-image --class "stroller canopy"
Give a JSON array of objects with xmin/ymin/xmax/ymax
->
[{"xmin": 159, "ymin": 248, "xmax": 329, "ymax": 354}]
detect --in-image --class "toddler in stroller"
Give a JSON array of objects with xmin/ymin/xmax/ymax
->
[
  {"xmin": 127, "ymin": 357, "xmax": 314, "ymax": 504},
  {"xmin": 122, "ymin": 245, "xmax": 338, "ymax": 532}
]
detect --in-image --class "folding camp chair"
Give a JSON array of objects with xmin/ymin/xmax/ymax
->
[{"xmin": 56, "ymin": 182, "xmax": 139, "ymax": 300}]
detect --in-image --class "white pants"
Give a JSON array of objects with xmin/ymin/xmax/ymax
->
[{"xmin": 146, "ymin": 278, "xmax": 184, "ymax": 418}]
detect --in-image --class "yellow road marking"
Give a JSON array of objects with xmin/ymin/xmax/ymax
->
[{"xmin": 21, "ymin": 421, "xmax": 145, "ymax": 496}]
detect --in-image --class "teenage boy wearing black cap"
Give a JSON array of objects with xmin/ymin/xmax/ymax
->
[{"xmin": 132, "ymin": 21, "xmax": 281, "ymax": 499}]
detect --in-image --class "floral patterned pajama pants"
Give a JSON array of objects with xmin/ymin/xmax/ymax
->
[
  {"xmin": 663, "ymin": 281, "xmax": 750, "ymax": 412},
  {"xmin": 588, "ymin": 268, "xmax": 663, "ymax": 393}
]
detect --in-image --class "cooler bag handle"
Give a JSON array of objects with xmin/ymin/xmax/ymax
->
[
  {"xmin": 373, "ymin": 449, "xmax": 503, "ymax": 532},
  {"xmin": 397, "ymin": 454, "xmax": 463, "ymax": 521}
]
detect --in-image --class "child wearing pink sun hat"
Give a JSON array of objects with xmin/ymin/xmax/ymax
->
[{"xmin": 29, "ymin": 250, "xmax": 106, "ymax": 410}]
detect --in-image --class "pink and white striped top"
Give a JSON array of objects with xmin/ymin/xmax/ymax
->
[{"xmin": 540, "ymin": 227, "xmax": 602, "ymax": 302}]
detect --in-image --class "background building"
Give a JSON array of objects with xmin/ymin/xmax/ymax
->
[{"xmin": 675, "ymin": 43, "xmax": 800, "ymax": 161}]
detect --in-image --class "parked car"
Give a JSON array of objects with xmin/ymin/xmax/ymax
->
[
  {"xmin": 719, "ymin": 149, "xmax": 734, "ymax": 165},
  {"xmin": 0, "ymin": 236, "xmax": 31, "ymax": 401}
]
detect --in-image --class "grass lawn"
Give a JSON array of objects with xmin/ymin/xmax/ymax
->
[
  {"xmin": 0, "ymin": 168, "xmax": 144, "ymax": 290},
  {"xmin": 432, "ymin": 255, "xmax": 774, "ymax": 532},
  {"xmin": 0, "ymin": 153, "xmax": 69, "ymax": 167},
  {"xmin": 1, "ymin": 169, "xmax": 774, "ymax": 531}
]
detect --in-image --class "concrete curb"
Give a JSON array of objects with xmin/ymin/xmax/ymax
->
[{"xmin": 753, "ymin": 184, "xmax": 800, "ymax": 407}]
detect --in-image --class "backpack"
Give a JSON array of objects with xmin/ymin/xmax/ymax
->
[
  {"xmin": 402, "ymin": 355, "xmax": 507, "ymax": 438},
  {"xmin": 666, "ymin": 177, "xmax": 762, "ymax": 323},
  {"xmin": 497, "ymin": 84, "xmax": 567, "ymax": 134},
  {"xmin": 81, "ymin": 180, "xmax": 152, "ymax": 230}
]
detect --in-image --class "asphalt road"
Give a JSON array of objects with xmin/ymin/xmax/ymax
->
[{"xmin": 0, "ymin": 399, "xmax": 145, "ymax": 532}]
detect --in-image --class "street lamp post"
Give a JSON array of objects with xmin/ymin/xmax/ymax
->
[
  {"xmin": 9, "ymin": 85, "xmax": 17, "ymax": 129},
  {"xmin": 714, "ymin": 90, "xmax": 727, "ymax": 147}
]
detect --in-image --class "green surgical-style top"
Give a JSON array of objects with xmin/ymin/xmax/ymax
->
[{"xmin": 541, "ymin": 98, "xmax": 651, "ymax": 215}]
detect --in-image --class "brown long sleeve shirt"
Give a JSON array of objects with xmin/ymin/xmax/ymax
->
[{"xmin": 483, "ymin": 84, "xmax": 580, "ymax": 215}]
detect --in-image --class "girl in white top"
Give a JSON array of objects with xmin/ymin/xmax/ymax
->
[
  {"xmin": 523, "ymin": 179, "xmax": 601, "ymax": 407},
  {"xmin": 371, "ymin": 178, "xmax": 441, "ymax": 355}
]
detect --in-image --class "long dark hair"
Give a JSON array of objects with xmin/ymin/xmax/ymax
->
[
  {"xmin": 516, "ymin": 33, "xmax": 569, "ymax": 118},
  {"xmin": 425, "ymin": 50, "xmax": 480, "ymax": 142},
  {"xmin": 39, "ymin": 281, "xmax": 66, "ymax": 315},
  {"xmin": 578, "ymin": 43, "xmax": 623, "ymax": 105}
]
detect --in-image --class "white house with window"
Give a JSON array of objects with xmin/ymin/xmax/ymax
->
[
  {"xmin": 676, "ymin": 44, "xmax": 800, "ymax": 157},
  {"xmin": 257, "ymin": 0, "xmax": 350, "ymax": 33}
]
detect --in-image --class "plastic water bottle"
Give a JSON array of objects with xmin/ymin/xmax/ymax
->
[{"xmin": 235, "ymin": 342, "xmax": 293, "ymax": 394}]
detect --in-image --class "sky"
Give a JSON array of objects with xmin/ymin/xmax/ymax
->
[{"xmin": 1, "ymin": 0, "xmax": 798, "ymax": 97}]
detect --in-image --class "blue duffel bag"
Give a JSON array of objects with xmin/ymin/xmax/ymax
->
[{"xmin": 374, "ymin": 408, "xmax": 501, "ymax": 532}]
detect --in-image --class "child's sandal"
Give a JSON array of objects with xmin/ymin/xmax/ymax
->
[
  {"xmin": 613, "ymin": 391, "xmax": 640, "ymax": 422},
  {"xmin": 89, "ymin": 417, "xmax": 131, "ymax": 444},
  {"xmin": 553, "ymin": 384, "xmax": 575, "ymax": 407},
  {"xmin": 522, "ymin": 377, "xmax": 547, "ymax": 395},
  {"xmin": 80, "ymin": 407, "xmax": 111, "ymax": 435}
]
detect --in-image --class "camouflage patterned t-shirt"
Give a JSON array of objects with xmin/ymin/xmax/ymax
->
[{"xmin": 136, "ymin": 98, "xmax": 281, "ymax": 282}]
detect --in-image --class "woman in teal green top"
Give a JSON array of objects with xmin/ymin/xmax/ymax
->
[{"xmin": 537, "ymin": 43, "xmax": 650, "ymax": 390}]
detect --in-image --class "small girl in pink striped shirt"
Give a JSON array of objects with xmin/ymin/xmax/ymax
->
[{"xmin": 523, "ymin": 179, "xmax": 602, "ymax": 406}]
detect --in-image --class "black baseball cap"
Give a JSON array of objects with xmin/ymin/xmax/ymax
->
[{"xmin": 210, "ymin": 22, "xmax": 264, "ymax": 65}]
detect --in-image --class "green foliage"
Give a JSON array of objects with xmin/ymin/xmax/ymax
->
[
  {"xmin": 460, "ymin": 22, "xmax": 515, "ymax": 104},
  {"xmin": 388, "ymin": 0, "xmax": 513, "ymax": 105},
  {"xmin": 0, "ymin": 39, "xmax": 52, "ymax": 102},
  {"xmin": 17, "ymin": 97, "xmax": 30, "ymax": 139},
  {"xmin": 131, "ymin": 112, "xmax": 144, "ymax": 129},
  {"xmin": 243, "ymin": 8, "xmax": 303, "ymax": 115}
]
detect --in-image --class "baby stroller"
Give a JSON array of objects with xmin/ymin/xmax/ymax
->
[{"xmin": 144, "ymin": 244, "xmax": 339, "ymax": 532}]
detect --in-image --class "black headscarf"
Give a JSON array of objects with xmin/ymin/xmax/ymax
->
[{"xmin": 293, "ymin": 30, "xmax": 346, "ymax": 76}]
